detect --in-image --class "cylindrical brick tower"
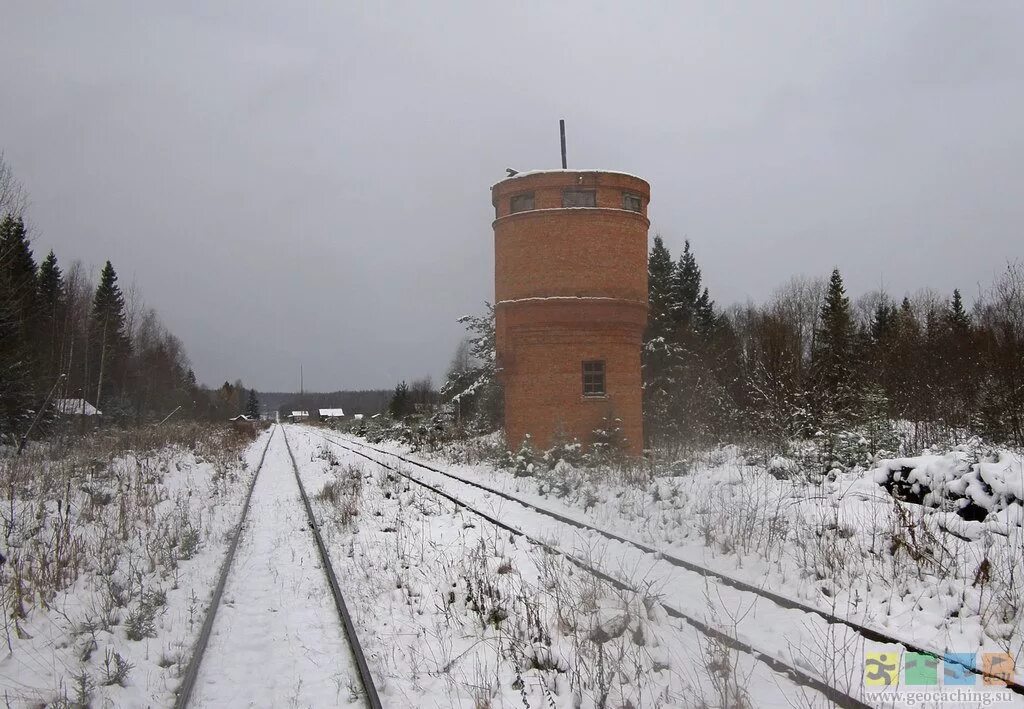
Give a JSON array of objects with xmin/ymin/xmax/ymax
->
[{"xmin": 491, "ymin": 170, "xmax": 650, "ymax": 455}]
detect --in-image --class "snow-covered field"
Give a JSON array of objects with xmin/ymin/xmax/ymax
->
[
  {"xmin": 0, "ymin": 425, "xmax": 268, "ymax": 707},
  {"xmin": 324, "ymin": 428, "xmax": 1024, "ymax": 706},
  {"xmin": 190, "ymin": 427, "xmax": 361, "ymax": 707},
  {"xmin": 286, "ymin": 425, "xmax": 821, "ymax": 708},
  {"xmin": 3, "ymin": 422, "xmax": 1021, "ymax": 707}
]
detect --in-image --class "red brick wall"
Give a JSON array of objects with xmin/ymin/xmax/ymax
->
[{"xmin": 491, "ymin": 171, "xmax": 650, "ymax": 455}]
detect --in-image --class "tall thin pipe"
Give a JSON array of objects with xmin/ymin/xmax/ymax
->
[{"xmin": 559, "ymin": 119, "xmax": 567, "ymax": 169}]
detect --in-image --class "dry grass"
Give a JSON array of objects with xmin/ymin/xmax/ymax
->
[{"xmin": 0, "ymin": 421, "xmax": 258, "ymax": 695}]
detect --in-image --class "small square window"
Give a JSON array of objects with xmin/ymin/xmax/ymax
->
[
  {"xmin": 582, "ymin": 360, "xmax": 606, "ymax": 397},
  {"xmin": 623, "ymin": 192, "xmax": 642, "ymax": 212},
  {"xmin": 563, "ymin": 189, "xmax": 596, "ymax": 208},
  {"xmin": 510, "ymin": 193, "xmax": 535, "ymax": 213}
]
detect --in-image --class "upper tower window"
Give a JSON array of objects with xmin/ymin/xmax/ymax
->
[
  {"xmin": 562, "ymin": 189, "xmax": 596, "ymax": 208},
  {"xmin": 623, "ymin": 192, "xmax": 643, "ymax": 212},
  {"xmin": 510, "ymin": 193, "xmax": 535, "ymax": 213}
]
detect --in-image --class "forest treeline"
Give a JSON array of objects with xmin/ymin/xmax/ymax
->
[
  {"xmin": 443, "ymin": 237, "xmax": 1023, "ymax": 455},
  {"xmin": 0, "ymin": 157, "xmax": 257, "ymax": 442},
  {"xmin": 643, "ymin": 237, "xmax": 1023, "ymax": 453}
]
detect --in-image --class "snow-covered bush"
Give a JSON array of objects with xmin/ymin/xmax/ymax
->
[
  {"xmin": 766, "ymin": 455, "xmax": 800, "ymax": 480},
  {"xmin": 315, "ymin": 463, "xmax": 365, "ymax": 528},
  {"xmin": 872, "ymin": 447, "xmax": 1023, "ymax": 524}
]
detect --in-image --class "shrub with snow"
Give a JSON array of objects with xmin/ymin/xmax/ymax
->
[{"xmin": 872, "ymin": 447, "xmax": 1023, "ymax": 524}]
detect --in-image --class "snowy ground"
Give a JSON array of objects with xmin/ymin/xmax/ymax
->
[
  {"xmin": 3, "ymin": 422, "xmax": 1020, "ymax": 707},
  {"xmin": 191, "ymin": 427, "xmax": 363, "ymax": 707},
  {"xmin": 287, "ymin": 425, "xmax": 846, "ymax": 708},
  {"xmin": 0, "ymin": 425, "xmax": 268, "ymax": 707},
  {"xmin": 319, "ymin": 427, "xmax": 1024, "ymax": 707}
]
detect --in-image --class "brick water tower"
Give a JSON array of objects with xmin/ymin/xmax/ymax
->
[{"xmin": 491, "ymin": 159, "xmax": 649, "ymax": 455}]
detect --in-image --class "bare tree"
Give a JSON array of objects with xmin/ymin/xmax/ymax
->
[
  {"xmin": 0, "ymin": 152, "xmax": 27, "ymax": 218},
  {"xmin": 769, "ymin": 275, "xmax": 826, "ymax": 362}
]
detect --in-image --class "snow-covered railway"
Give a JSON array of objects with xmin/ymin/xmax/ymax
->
[
  {"xmin": 302, "ymin": 427, "xmax": 890, "ymax": 708},
  {"xmin": 174, "ymin": 425, "xmax": 381, "ymax": 709},
  {"xmin": 327, "ymin": 432, "xmax": 1022, "ymax": 693}
]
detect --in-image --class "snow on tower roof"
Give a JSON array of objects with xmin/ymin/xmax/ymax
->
[{"xmin": 492, "ymin": 169, "xmax": 646, "ymax": 188}]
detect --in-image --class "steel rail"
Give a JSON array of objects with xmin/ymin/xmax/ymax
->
[
  {"xmin": 308, "ymin": 427, "xmax": 874, "ymax": 708},
  {"xmin": 174, "ymin": 425, "xmax": 276, "ymax": 709},
  {"xmin": 323, "ymin": 430, "xmax": 1024, "ymax": 698},
  {"xmin": 280, "ymin": 426, "xmax": 383, "ymax": 709}
]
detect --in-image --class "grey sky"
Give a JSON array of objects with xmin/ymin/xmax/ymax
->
[{"xmin": 2, "ymin": 2, "xmax": 1022, "ymax": 391}]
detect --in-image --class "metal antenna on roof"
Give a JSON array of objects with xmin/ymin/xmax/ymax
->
[{"xmin": 559, "ymin": 119, "xmax": 567, "ymax": 169}]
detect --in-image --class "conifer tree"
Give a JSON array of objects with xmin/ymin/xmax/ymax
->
[
  {"xmin": 947, "ymin": 289, "xmax": 970, "ymax": 331},
  {"xmin": 441, "ymin": 305, "xmax": 502, "ymax": 431},
  {"xmin": 811, "ymin": 268, "xmax": 858, "ymax": 423},
  {"xmin": 36, "ymin": 250, "xmax": 64, "ymax": 384},
  {"xmin": 0, "ymin": 215, "xmax": 37, "ymax": 325},
  {"xmin": 0, "ymin": 215, "xmax": 37, "ymax": 437},
  {"xmin": 389, "ymin": 380, "xmax": 410, "ymax": 420},
  {"xmin": 647, "ymin": 235, "xmax": 675, "ymax": 342},
  {"xmin": 671, "ymin": 240, "xmax": 702, "ymax": 331},
  {"xmin": 246, "ymin": 389, "xmax": 260, "ymax": 419},
  {"xmin": 91, "ymin": 261, "xmax": 129, "ymax": 409},
  {"xmin": 37, "ymin": 251, "xmax": 62, "ymax": 312}
]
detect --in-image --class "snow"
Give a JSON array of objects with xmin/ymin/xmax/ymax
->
[
  {"xmin": 492, "ymin": 169, "xmax": 647, "ymax": 188},
  {"xmin": 6, "ymin": 422, "xmax": 1021, "ymax": 706},
  {"xmin": 54, "ymin": 398, "xmax": 101, "ymax": 415},
  {"xmin": 319, "ymin": 408, "xmax": 345, "ymax": 417},
  {"xmin": 0, "ymin": 427, "xmax": 270, "ymax": 706},
  {"xmin": 334, "ymin": 432, "xmax": 1024, "ymax": 701},
  {"xmin": 871, "ymin": 448, "xmax": 1024, "ymax": 517},
  {"xmin": 285, "ymin": 425, "xmax": 818, "ymax": 708},
  {"xmin": 496, "ymin": 295, "xmax": 638, "ymax": 305},
  {"xmin": 190, "ymin": 430, "xmax": 360, "ymax": 707}
]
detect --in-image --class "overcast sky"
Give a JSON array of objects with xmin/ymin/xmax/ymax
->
[{"xmin": 2, "ymin": 2, "xmax": 1022, "ymax": 391}]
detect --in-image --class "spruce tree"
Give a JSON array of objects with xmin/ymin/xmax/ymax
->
[
  {"xmin": 36, "ymin": 250, "xmax": 64, "ymax": 383},
  {"xmin": 943, "ymin": 289, "xmax": 976, "ymax": 430},
  {"xmin": 947, "ymin": 289, "xmax": 970, "ymax": 332},
  {"xmin": 245, "ymin": 389, "xmax": 260, "ymax": 419},
  {"xmin": 671, "ymin": 240, "xmax": 702, "ymax": 330},
  {"xmin": 811, "ymin": 268, "xmax": 858, "ymax": 424},
  {"xmin": 0, "ymin": 215, "xmax": 37, "ymax": 437},
  {"xmin": 37, "ymin": 251, "xmax": 62, "ymax": 311},
  {"xmin": 0, "ymin": 215, "xmax": 38, "ymax": 325},
  {"xmin": 389, "ymin": 380, "xmax": 410, "ymax": 420},
  {"xmin": 647, "ymin": 235, "xmax": 674, "ymax": 342},
  {"xmin": 91, "ymin": 261, "xmax": 129, "ymax": 410},
  {"xmin": 870, "ymin": 298, "xmax": 898, "ymax": 343}
]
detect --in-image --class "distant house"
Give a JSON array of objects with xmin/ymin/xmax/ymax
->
[
  {"xmin": 229, "ymin": 414, "xmax": 252, "ymax": 422},
  {"xmin": 54, "ymin": 398, "xmax": 102, "ymax": 417},
  {"xmin": 289, "ymin": 411, "xmax": 309, "ymax": 422},
  {"xmin": 318, "ymin": 408, "xmax": 345, "ymax": 421},
  {"xmin": 352, "ymin": 413, "xmax": 364, "ymax": 421}
]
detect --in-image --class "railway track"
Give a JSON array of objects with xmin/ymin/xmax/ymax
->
[
  {"xmin": 173, "ymin": 425, "xmax": 382, "ymax": 709},
  {"xmin": 302, "ymin": 426, "xmax": 876, "ymax": 708},
  {"xmin": 308, "ymin": 427, "xmax": 1024, "ymax": 704}
]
